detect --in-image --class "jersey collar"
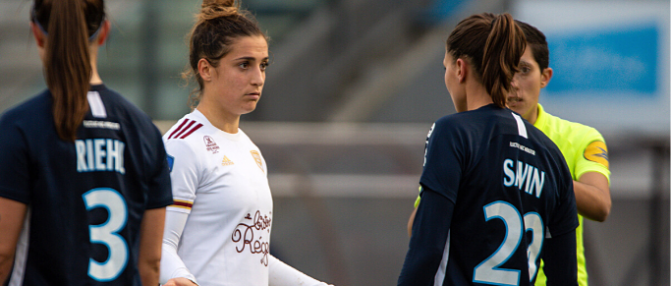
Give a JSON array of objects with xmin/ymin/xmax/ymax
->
[{"xmin": 533, "ymin": 103, "xmax": 548, "ymax": 129}]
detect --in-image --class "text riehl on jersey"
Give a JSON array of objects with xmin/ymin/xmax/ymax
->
[{"xmin": 76, "ymin": 138, "xmax": 126, "ymax": 174}]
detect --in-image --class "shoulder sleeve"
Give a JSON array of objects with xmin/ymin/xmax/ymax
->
[
  {"xmin": 572, "ymin": 127, "xmax": 610, "ymax": 183},
  {"xmin": 419, "ymin": 120, "xmax": 463, "ymax": 203},
  {"xmin": 0, "ymin": 114, "xmax": 31, "ymax": 204},
  {"xmin": 547, "ymin": 152, "xmax": 579, "ymax": 237},
  {"xmin": 398, "ymin": 187, "xmax": 454, "ymax": 285},
  {"xmin": 164, "ymin": 138, "xmax": 202, "ymax": 214},
  {"xmin": 541, "ymin": 229, "xmax": 578, "ymax": 285},
  {"xmin": 146, "ymin": 126, "xmax": 173, "ymax": 209}
]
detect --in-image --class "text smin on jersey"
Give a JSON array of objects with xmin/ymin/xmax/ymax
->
[{"xmin": 503, "ymin": 159, "xmax": 545, "ymax": 198}]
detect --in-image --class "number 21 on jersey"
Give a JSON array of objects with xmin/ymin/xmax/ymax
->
[
  {"xmin": 82, "ymin": 188, "xmax": 129, "ymax": 281},
  {"xmin": 473, "ymin": 201, "xmax": 544, "ymax": 285}
]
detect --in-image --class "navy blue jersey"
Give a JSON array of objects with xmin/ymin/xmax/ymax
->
[
  {"xmin": 0, "ymin": 85, "xmax": 173, "ymax": 286},
  {"xmin": 398, "ymin": 104, "xmax": 577, "ymax": 286}
]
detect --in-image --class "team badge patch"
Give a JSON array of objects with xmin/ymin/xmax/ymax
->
[
  {"xmin": 250, "ymin": 150, "xmax": 264, "ymax": 172},
  {"xmin": 584, "ymin": 141, "xmax": 609, "ymax": 168},
  {"xmin": 204, "ymin": 135, "xmax": 220, "ymax": 154},
  {"xmin": 167, "ymin": 155, "xmax": 174, "ymax": 172}
]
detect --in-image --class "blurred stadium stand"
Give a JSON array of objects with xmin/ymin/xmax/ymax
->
[{"xmin": 1, "ymin": 0, "xmax": 669, "ymax": 285}]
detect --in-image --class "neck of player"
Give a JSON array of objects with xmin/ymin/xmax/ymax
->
[
  {"xmin": 88, "ymin": 44, "xmax": 102, "ymax": 85},
  {"xmin": 197, "ymin": 99, "xmax": 240, "ymax": 134},
  {"xmin": 465, "ymin": 81, "xmax": 494, "ymax": 112}
]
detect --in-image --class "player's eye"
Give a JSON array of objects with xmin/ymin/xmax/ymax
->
[
  {"xmin": 260, "ymin": 61, "xmax": 269, "ymax": 71},
  {"xmin": 239, "ymin": 62, "xmax": 249, "ymax": 69}
]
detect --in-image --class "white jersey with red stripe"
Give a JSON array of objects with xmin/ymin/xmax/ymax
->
[{"xmin": 160, "ymin": 109, "xmax": 274, "ymax": 285}]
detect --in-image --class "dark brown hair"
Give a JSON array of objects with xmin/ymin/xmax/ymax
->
[
  {"xmin": 515, "ymin": 20, "xmax": 549, "ymax": 72},
  {"xmin": 32, "ymin": 0, "xmax": 105, "ymax": 141},
  {"xmin": 185, "ymin": 0, "xmax": 265, "ymax": 107},
  {"xmin": 446, "ymin": 13, "xmax": 526, "ymax": 108}
]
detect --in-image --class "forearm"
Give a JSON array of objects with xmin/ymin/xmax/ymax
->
[
  {"xmin": 160, "ymin": 209, "xmax": 197, "ymax": 284},
  {"xmin": 0, "ymin": 254, "xmax": 13, "ymax": 284},
  {"xmin": 268, "ymin": 255, "xmax": 330, "ymax": 286},
  {"xmin": 406, "ymin": 207, "xmax": 417, "ymax": 237},
  {"xmin": 139, "ymin": 261, "xmax": 160, "ymax": 286},
  {"xmin": 0, "ymin": 198, "xmax": 27, "ymax": 284},
  {"xmin": 160, "ymin": 242, "xmax": 197, "ymax": 284},
  {"xmin": 573, "ymin": 172, "xmax": 611, "ymax": 222},
  {"xmin": 138, "ymin": 207, "xmax": 166, "ymax": 286}
]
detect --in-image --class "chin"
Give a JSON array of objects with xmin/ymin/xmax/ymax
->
[
  {"xmin": 508, "ymin": 107, "xmax": 522, "ymax": 114},
  {"xmin": 506, "ymin": 103, "xmax": 524, "ymax": 114},
  {"xmin": 241, "ymin": 106, "xmax": 257, "ymax": 115}
]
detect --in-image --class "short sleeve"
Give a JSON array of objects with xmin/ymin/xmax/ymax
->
[
  {"xmin": 547, "ymin": 157, "xmax": 579, "ymax": 238},
  {"xmin": 573, "ymin": 128, "xmax": 610, "ymax": 184},
  {"xmin": 145, "ymin": 127, "xmax": 173, "ymax": 209},
  {"xmin": 0, "ymin": 115, "xmax": 31, "ymax": 204},
  {"xmin": 418, "ymin": 120, "xmax": 463, "ymax": 204},
  {"xmin": 164, "ymin": 138, "xmax": 201, "ymax": 214}
]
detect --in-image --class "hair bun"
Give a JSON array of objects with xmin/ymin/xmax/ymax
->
[{"xmin": 200, "ymin": 0, "xmax": 238, "ymax": 21}]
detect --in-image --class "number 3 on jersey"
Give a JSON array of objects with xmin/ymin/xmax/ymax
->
[
  {"xmin": 82, "ymin": 188, "xmax": 129, "ymax": 281},
  {"xmin": 473, "ymin": 201, "xmax": 544, "ymax": 285}
]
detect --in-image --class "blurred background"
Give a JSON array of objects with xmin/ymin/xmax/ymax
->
[{"xmin": 1, "ymin": 0, "xmax": 669, "ymax": 285}]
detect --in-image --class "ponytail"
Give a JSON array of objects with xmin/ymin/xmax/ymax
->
[
  {"xmin": 446, "ymin": 13, "xmax": 526, "ymax": 108},
  {"xmin": 34, "ymin": 0, "xmax": 105, "ymax": 141},
  {"xmin": 45, "ymin": 0, "xmax": 91, "ymax": 142},
  {"xmin": 482, "ymin": 14, "xmax": 526, "ymax": 108}
]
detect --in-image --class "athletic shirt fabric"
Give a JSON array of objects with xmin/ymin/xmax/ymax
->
[
  {"xmin": 533, "ymin": 104, "xmax": 611, "ymax": 286},
  {"xmin": 415, "ymin": 104, "xmax": 578, "ymax": 285},
  {"xmin": 0, "ymin": 85, "xmax": 173, "ymax": 285},
  {"xmin": 161, "ymin": 110, "xmax": 274, "ymax": 286}
]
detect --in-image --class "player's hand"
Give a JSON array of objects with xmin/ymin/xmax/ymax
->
[{"xmin": 162, "ymin": 277, "xmax": 198, "ymax": 286}]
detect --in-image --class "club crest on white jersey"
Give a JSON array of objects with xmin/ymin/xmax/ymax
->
[{"xmin": 204, "ymin": 135, "xmax": 220, "ymax": 154}]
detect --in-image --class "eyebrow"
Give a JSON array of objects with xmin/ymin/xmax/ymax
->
[
  {"xmin": 519, "ymin": 60, "xmax": 533, "ymax": 66},
  {"xmin": 232, "ymin": 56, "xmax": 269, "ymax": 61}
]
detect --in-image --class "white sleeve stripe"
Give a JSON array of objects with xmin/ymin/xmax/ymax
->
[
  {"xmin": 433, "ymin": 231, "xmax": 451, "ymax": 286},
  {"xmin": 167, "ymin": 205, "xmax": 192, "ymax": 214},
  {"xmin": 511, "ymin": 113, "xmax": 528, "ymax": 139},
  {"xmin": 8, "ymin": 208, "xmax": 31, "ymax": 286}
]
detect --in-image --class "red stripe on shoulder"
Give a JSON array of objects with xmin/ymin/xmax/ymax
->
[
  {"xmin": 173, "ymin": 120, "xmax": 196, "ymax": 139},
  {"xmin": 168, "ymin": 119, "xmax": 190, "ymax": 140},
  {"xmin": 180, "ymin": 123, "xmax": 203, "ymax": 139}
]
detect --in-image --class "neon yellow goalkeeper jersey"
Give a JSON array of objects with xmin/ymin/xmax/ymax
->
[{"xmin": 533, "ymin": 104, "xmax": 610, "ymax": 286}]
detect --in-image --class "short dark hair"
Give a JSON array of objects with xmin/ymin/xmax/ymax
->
[{"xmin": 515, "ymin": 20, "xmax": 549, "ymax": 71}]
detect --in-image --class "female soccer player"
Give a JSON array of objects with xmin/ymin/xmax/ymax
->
[
  {"xmin": 397, "ymin": 13, "xmax": 579, "ymax": 286},
  {"xmin": 508, "ymin": 21, "xmax": 611, "ymax": 286},
  {"xmin": 159, "ymin": 1, "xmax": 331, "ymax": 285},
  {"xmin": 0, "ymin": 0, "xmax": 173, "ymax": 285}
]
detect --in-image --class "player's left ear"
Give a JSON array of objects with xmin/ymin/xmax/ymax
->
[
  {"xmin": 540, "ymin": 67, "xmax": 553, "ymax": 88},
  {"xmin": 30, "ymin": 22, "xmax": 46, "ymax": 48},
  {"xmin": 456, "ymin": 58, "xmax": 467, "ymax": 83},
  {"xmin": 96, "ymin": 20, "xmax": 111, "ymax": 46},
  {"xmin": 198, "ymin": 58, "xmax": 214, "ymax": 82}
]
